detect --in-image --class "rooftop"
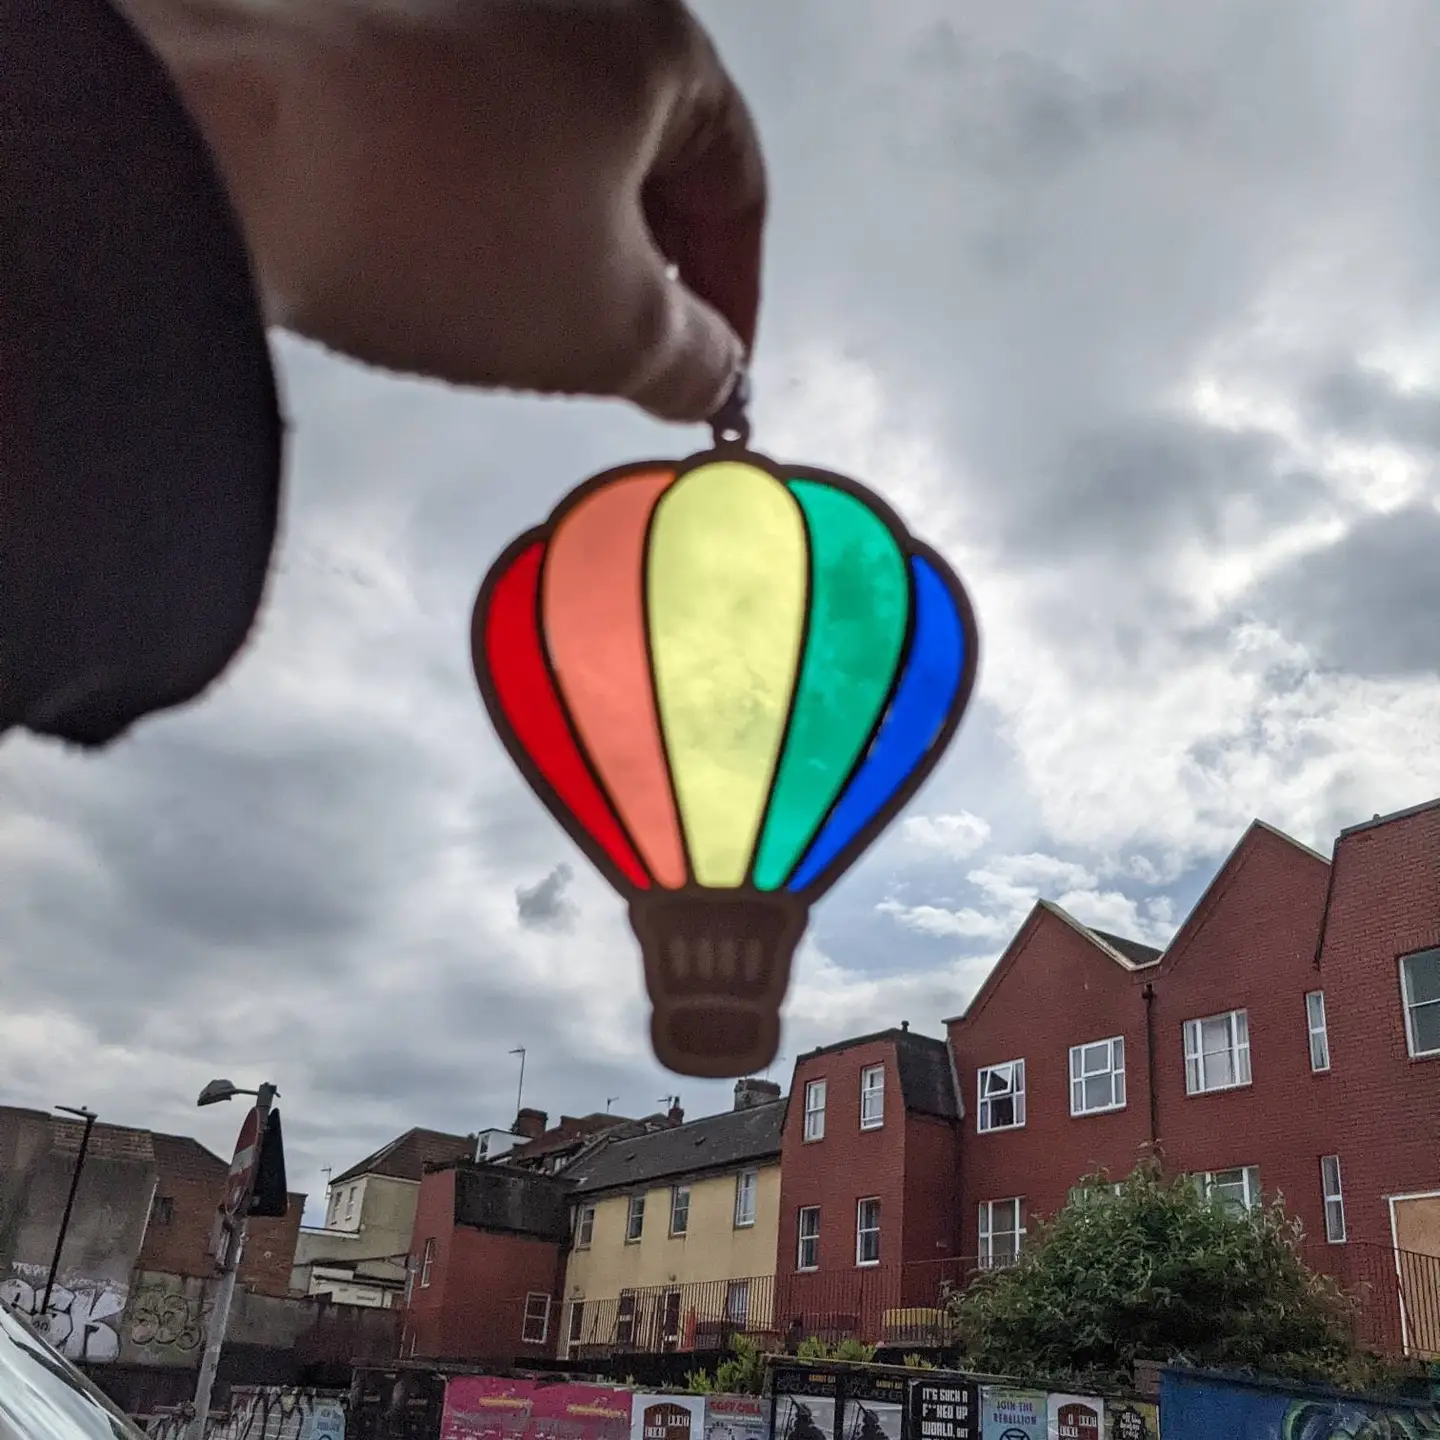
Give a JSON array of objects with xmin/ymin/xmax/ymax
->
[{"xmin": 332, "ymin": 1127, "xmax": 473, "ymax": 1187}]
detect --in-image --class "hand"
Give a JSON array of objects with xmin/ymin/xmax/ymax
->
[{"xmin": 119, "ymin": 0, "xmax": 767, "ymax": 423}]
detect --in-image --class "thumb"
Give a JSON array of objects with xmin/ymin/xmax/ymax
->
[{"xmin": 611, "ymin": 239, "xmax": 747, "ymax": 425}]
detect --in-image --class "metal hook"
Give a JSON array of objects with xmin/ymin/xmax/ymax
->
[{"xmin": 709, "ymin": 370, "xmax": 752, "ymax": 450}]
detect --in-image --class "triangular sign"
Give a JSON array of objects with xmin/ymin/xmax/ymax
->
[{"xmin": 249, "ymin": 1108, "xmax": 288, "ymax": 1218}]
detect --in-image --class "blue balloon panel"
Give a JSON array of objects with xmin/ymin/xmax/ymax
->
[{"xmin": 786, "ymin": 556, "xmax": 966, "ymax": 893}]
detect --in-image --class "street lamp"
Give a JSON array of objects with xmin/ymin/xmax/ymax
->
[
  {"xmin": 40, "ymin": 1105, "xmax": 97, "ymax": 1323},
  {"xmin": 188, "ymin": 1078, "xmax": 278, "ymax": 1440}
]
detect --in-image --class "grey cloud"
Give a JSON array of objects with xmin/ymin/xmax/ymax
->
[
  {"xmin": 1308, "ymin": 365, "xmax": 1440, "ymax": 452},
  {"xmin": 1249, "ymin": 505, "xmax": 1440, "ymax": 677},
  {"xmin": 515, "ymin": 863, "xmax": 576, "ymax": 932}
]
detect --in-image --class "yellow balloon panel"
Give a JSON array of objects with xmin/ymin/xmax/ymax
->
[{"xmin": 647, "ymin": 462, "xmax": 808, "ymax": 888}]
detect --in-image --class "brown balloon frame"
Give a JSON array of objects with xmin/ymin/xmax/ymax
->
[{"xmin": 470, "ymin": 441, "xmax": 981, "ymax": 1080}]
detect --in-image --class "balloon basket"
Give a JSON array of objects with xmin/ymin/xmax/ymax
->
[{"xmin": 629, "ymin": 892, "xmax": 807, "ymax": 1080}]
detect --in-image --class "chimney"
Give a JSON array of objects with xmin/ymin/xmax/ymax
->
[
  {"xmin": 667, "ymin": 1102, "xmax": 684, "ymax": 1124},
  {"xmin": 514, "ymin": 1108, "xmax": 548, "ymax": 1140},
  {"xmin": 733, "ymin": 1078, "xmax": 782, "ymax": 1112}
]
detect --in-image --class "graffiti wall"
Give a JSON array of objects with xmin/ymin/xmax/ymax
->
[
  {"xmin": 1159, "ymin": 1368, "xmax": 1440, "ymax": 1440},
  {"xmin": 441, "ymin": 1376, "xmax": 632, "ymax": 1440},
  {"xmin": 0, "ymin": 1109, "xmax": 157, "ymax": 1362},
  {"xmin": 144, "ymin": 1387, "xmax": 347, "ymax": 1440}
]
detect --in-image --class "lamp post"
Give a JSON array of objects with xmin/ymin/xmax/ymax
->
[
  {"xmin": 187, "ymin": 1079, "xmax": 277, "ymax": 1440},
  {"xmin": 40, "ymin": 1105, "xmax": 97, "ymax": 1325}
]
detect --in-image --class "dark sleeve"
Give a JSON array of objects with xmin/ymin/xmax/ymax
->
[{"xmin": 1, "ymin": 0, "xmax": 283, "ymax": 749}]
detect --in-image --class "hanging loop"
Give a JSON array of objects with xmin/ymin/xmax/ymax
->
[{"xmin": 709, "ymin": 370, "xmax": 752, "ymax": 450}]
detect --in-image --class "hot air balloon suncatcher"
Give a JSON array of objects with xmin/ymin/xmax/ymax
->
[{"xmin": 471, "ymin": 404, "xmax": 980, "ymax": 1080}]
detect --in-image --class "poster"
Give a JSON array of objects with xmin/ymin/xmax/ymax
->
[
  {"xmin": 773, "ymin": 1367, "xmax": 839, "ymax": 1440},
  {"xmin": 979, "ymin": 1388, "xmax": 1045, "ymax": 1440},
  {"xmin": 1104, "ymin": 1403, "xmax": 1157, "ymax": 1440},
  {"xmin": 1047, "ymin": 1396, "xmax": 1103, "ymax": 1440},
  {"xmin": 633, "ymin": 1398, "xmax": 707, "ymax": 1440},
  {"xmin": 909, "ymin": 1380, "xmax": 979, "ymax": 1440},
  {"xmin": 838, "ymin": 1372, "xmax": 907, "ymax": 1440},
  {"xmin": 705, "ymin": 1396, "xmax": 768, "ymax": 1440},
  {"xmin": 441, "ymin": 1377, "xmax": 632, "ymax": 1440}
]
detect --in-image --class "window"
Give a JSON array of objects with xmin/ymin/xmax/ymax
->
[
  {"xmin": 403, "ymin": 1258, "xmax": 416, "ymax": 1307},
  {"xmin": 1183, "ymin": 1010, "xmax": 1252, "ymax": 1094},
  {"xmin": 661, "ymin": 1290, "xmax": 682, "ymax": 1345},
  {"xmin": 855, "ymin": 1198, "xmax": 881, "ymax": 1266},
  {"xmin": 979, "ymin": 1198, "xmax": 1024, "ymax": 1268},
  {"xmin": 615, "ymin": 1291, "xmax": 636, "ymax": 1347},
  {"xmin": 804, "ymin": 1080, "xmax": 827, "ymax": 1141},
  {"xmin": 797, "ymin": 1206, "xmax": 820, "ymax": 1270},
  {"xmin": 574, "ymin": 1202, "xmax": 595, "ymax": 1248},
  {"xmin": 1306, "ymin": 991, "xmax": 1331, "ymax": 1072},
  {"xmin": 345, "ymin": 1185, "xmax": 358, "ymax": 1222},
  {"xmin": 567, "ymin": 1301, "xmax": 585, "ymax": 1349},
  {"xmin": 1069, "ymin": 1037, "xmax": 1126, "ymax": 1116},
  {"xmin": 327, "ymin": 1193, "xmax": 341, "ymax": 1226},
  {"xmin": 1197, "ymin": 1166, "xmax": 1262, "ymax": 1216},
  {"xmin": 1321, "ymin": 1156, "xmax": 1346, "ymax": 1243},
  {"xmin": 977, "ymin": 1060, "xmax": 1026, "ymax": 1132},
  {"xmin": 725, "ymin": 1280, "xmax": 750, "ymax": 1328},
  {"xmin": 419, "ymin": 1238, "xmax": 435, "ymax": 1288},
  {"xmin": 521, "ymin": 1293, "xmax": 550, "ymax": 1345},
  {"xmin": 1401, "ymin": 948, "xmax": 1440, "ymax": 1058},
  {"xmin": 734, "ymin": 1170, "xmax": 758, "ymax": 1228},
  {"xmin": 670, "ymin": 1186, "xmax": 691, "ymax": 1237},
  {"xmin": 860, "ymin": 1065, "xmax": 885, "ymax": 1129},
  {"xmin": 1067, "ymin": 1182, "xmax": 1123, "ymax": 1208},
  {"xmin": 625, "ymin": 1193, "xmax": 645, "ymax": 1243},
  {"xmin": 150, "ymin": 1195, "xmax": 175, "ymax": 1226}
]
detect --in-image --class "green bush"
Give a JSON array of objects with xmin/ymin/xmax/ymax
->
[
  {"xmin": 949, "ymin": 1158, "xmax": 1362, "ymax": 1391},
  {"xmin": 796, "ymin": 1336, "xmax": 878, "ymax": 1363}
]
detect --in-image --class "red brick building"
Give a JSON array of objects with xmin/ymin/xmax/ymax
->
[
  {"xmin": 774, "ymin": 1027, "xmax": 962, "ymax": 1347},
  {"xmin": 773, "ymin": 799, "xmax": 1440, "ymax": 1357}
]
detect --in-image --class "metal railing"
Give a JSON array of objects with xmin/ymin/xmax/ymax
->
[{"xmin": 1304, "ymin": 1239, "xmax": 1440, "ymax": 1360}]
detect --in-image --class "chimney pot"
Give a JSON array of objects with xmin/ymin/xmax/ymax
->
[{"xmin": 667, "ymin": 1104, "xmax": 684, "ymax": 1124}]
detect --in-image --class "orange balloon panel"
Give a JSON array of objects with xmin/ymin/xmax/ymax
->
[{"xmin": 541, "ymin": 470, "xmax": 688, "ymax": 888}]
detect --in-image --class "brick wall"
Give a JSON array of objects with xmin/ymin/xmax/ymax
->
[
  {"xmin": 949, "ymin": 907, "xmax": 1154, "ymax": 1255},
  {"xmin": 1147, "ymin": 823, "xmax": 1333, "ymax": 1263},
  {"xmin": 1318, "ymin": 803, "xmax": 1440, "ymax": 1253}
]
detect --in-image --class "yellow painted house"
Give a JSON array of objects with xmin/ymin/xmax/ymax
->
[{"xmin": 559, "ymin": 1079, "xmax": 785, "ymax": 1359}]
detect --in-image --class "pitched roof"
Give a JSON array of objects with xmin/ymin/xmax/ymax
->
[
  {"xmin": 1088, "ymin": 928, "xmax": 1162, "ymax": 968},
  {"xmin": 332, "ymin": 1127, "xmax": 472, "ymax": 1186},
  {"xmin": 794, "ymin": 1028, "xmax": 959, "ymax": 1120},
  {"xmin": 564, "ymin": 1101, "xmax": 784, "ymax": 1194}
]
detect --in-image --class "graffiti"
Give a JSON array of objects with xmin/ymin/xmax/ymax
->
[
  {"xmin": 1284, "ymin": 1400, "xmax": 1440, "ymax": 1440},
  {"xmin": 128, "ymin": 1282, "xmax": 209, "ymax": 1354},
  {"xmin": 146, "ymin": 1389, "xmax": 345, "ymax": 1440},
  {"xmin": 0, "ymin": 1270, "xmax": 125, "ymax": 1362}
]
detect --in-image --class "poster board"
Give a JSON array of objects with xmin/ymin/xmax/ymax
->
[
  {"xmin": 908, "ymin": 1380, "xmax": 979, "ymax": 1440},
  {"xmin": 772, "ymin": 1366, "xmax": 840, "ymax": 1440},
  {"xmin": 837, "ymin": 1371, "xmax": 907, "ymax": 1440},
  {"xmin": 440, "ymin": 1376, "xmax": 631, "ymax": 1440},
  {"xmin": 1046, "ymin": 1396, "xmax": 1103, "ymax": 1440},
  {"xmin": 705, "ymin": 1395, "xmax": 769, "ymax": 1440},
  {"xmin": 633, "ymin": 1397, "xmax": 708, "ymax": 1440},
  {"xmin": 979, "ymin": 1388, "xmax": 1046, "ymax": 1440},
  {"xmin": 1104, "ymin": 1403, "xmax": 1158, "ymax": 1440}
]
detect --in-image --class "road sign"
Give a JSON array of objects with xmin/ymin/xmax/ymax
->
[{"xmin": 224, "ymin": 1106, "xmax": 260, "ymax": 1219}]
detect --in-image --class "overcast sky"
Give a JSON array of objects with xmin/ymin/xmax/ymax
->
[{"xmin": 5, "ymin": 0, "xmax": 1440, "ymax": 1223}]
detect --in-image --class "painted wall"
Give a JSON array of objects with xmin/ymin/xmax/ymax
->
[
  {"xmin": 565, "ymin": 1163, "xmax": 781, "ymax": 1297},
  {"xmin": 305, "ymin": 1176, "xmax": 418, "ymax": 1262},
  {"xmin": 1159, "ymin": 1368, "xmax": 1440, "ymax": 1440},
  {"xmin": 144, "ymin": 1386, "xmax": 347, "ymax": 1440},
  {"xmin": 440, "ymin": 1375, "xmax": 631, "ymax": 1440}
]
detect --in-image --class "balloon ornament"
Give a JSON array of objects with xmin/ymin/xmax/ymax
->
[{"xmin": 471, "ymin": 383, "xmax": 980, "ymax": 1079}]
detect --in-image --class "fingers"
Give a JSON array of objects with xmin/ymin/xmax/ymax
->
[{"xmin": 643, "ymin": 20, "xmax": 767, "ymax": 357}]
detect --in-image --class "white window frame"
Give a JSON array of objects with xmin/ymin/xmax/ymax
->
[
  {"xmin": 1198, "ymin": 1166, "xmax": 1262, "ymax": 1215},
  {"xmin": 669, "ymin": 1185, "xmax": 691, "ymax": 1237},
  {"xmin": 978, "ymin": 1198, "xmax": 1024, "ymax": 1269},
  {"xmin": 797, "ymin": 1206, "xmax": 820, "ymax": 1271},
  {"xmin": 977, "ymin": 1060, "xmax": 1026, "ymax": 1132},
  {"xmin": 1306, "ymin": 991, "xmax": 1331, "ymax": 1073},
  {"xmin": 803, "ymin": 1079, "xmax": 827, "ymax": 1142},
  {"xmin": 1183, "ymin": 1009, "xmax": 1252, "ymax": 1095},
  {"xmin": 855, "ymin": 1198, "xmax": 881, "ymax": 1267},
  {"xmin": 345, "ymin": 1185, "xmax": 358, "ymax": 1223},
  {"xmin": 1069, "ymin": 1036, "xmax": 1126, "ymax": 1117},
  {"xmin": 419, "ymin": 1238, "xmax": 435, "ymax": 1289},
  {"xmin": 1321, "ymin": 1156, "xmax": 1347, "ymax": 1243},
  {"xmin": 860, "ymin": 1065, "xmax": 885, "ymax": 1130},
  {"xmin": 575, "ymin": 1202, "xmax": 595, "ymax": 1248},
  {"xmin": 521, "ymin": 1292, "xmax": 551, "ymax": 1345},
  {"xmin": 734, "ymin": 1170, "xmax": 758, "ymax": 1229},
  {"xmin": 625, "ymin": 1192, "xmax": 645, "ymax": 1243},
  {"xmin": 724, "ymin": 1279, "xmax": 750, "ymax": 1327},
  {"xmin": 1400, "ymin": 949, "xmax": 1440, "ymax": 1059}
]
